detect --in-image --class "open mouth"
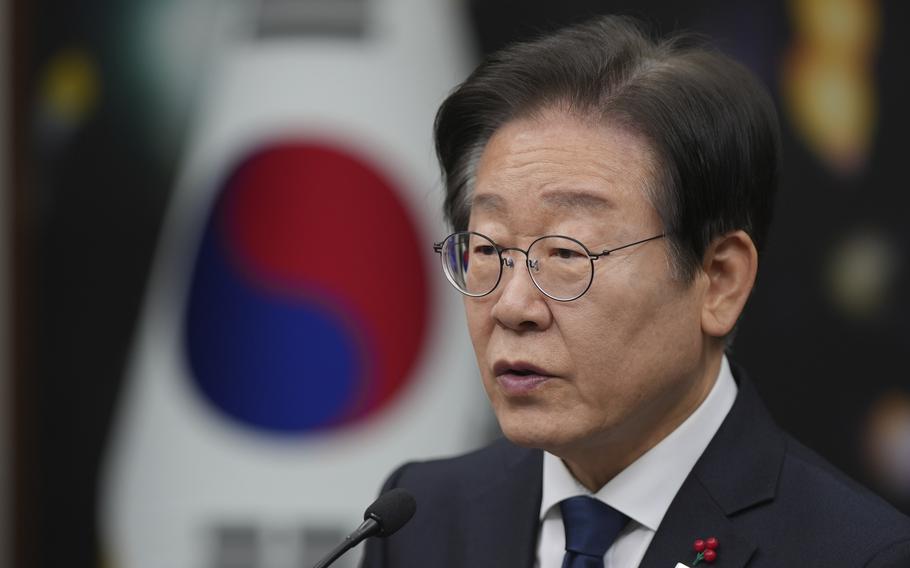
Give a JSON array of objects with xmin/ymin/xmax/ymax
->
[
  {"xmin": 493, "ymin": 361, "xmax": 553, "ymax": 395},
  {"xmin": 493, "ymin": 361, "xmax": 551, "ymax": 378},
  {"xmin": 509, "ymin": 369, "xmax": 535, "ymax": 376}
]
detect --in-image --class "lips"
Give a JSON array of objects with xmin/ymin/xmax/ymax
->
[
  {"xmin": 492, "ymin": 361, "xmax": 551, "ymax": 377},
  {"xmin": 492, "ymin": 360, "xmax": 555, "ymax": 395}
]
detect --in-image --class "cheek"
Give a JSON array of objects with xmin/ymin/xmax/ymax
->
[
  {"xmin": 463, "ymin": 299, "xmax": 492, "ymax": 355},
  {"xmin": 463, "ymin": 300, "xmax": 503, "ymax": 405},
  {"xmin": 564, "ymin": 279, "xmax": 701, "ymax": 378},
  {"xmin": 563, "ymin": 277, "xmax": 645, "ymax": 338}
]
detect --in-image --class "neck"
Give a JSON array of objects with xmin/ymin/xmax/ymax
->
[{"xmin": 560, "ymin": 349, "xmax": 724, "ymax": 492}]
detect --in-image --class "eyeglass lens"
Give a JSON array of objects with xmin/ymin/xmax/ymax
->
[{"xmin": 439, "ymin": 233, "xmax": 593, "ymax": 300}]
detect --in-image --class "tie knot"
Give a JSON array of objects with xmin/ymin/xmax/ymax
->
[{"xmin": 559, "ymin": 496, "xmax": 628, "ymax": 558}]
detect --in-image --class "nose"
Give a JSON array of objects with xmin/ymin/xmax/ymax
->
[
  {"xmin": 501, "ymin": 255, "xmax": 540, "ymax": 272},
  {"xmin": 490, "ymin": 250, "xmax": 552, "ymax": 331}
]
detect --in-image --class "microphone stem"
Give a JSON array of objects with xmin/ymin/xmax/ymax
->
[{"xmin": 312, "ymin": 518, "xmax": 379, "ymax": 568}]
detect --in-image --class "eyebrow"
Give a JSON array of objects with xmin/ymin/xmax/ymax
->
[
  {"xmin": 540, "ymin": 190, "xmax": 612, "ymax": 211},
  {"xmin": 469, "ymin": 190, "xmax": 612, "ymax": 213},
  {"xmin": 470, "ymin": 192, "xmax": 506, "ymax": 212}
]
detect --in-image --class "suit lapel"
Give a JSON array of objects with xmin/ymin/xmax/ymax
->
[
  {"xmin": 639, "ymin": 476, "xmax": 756, "ymax": 568},
  {"xmin": 461, "ymin": 442, "xmax": 543, "ymax": 568},
  {"xmin": 641, "ymin": 368, "xmax": 785, "ymax": 568}
]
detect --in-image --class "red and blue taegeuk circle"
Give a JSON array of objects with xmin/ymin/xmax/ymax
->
[{"xmin": 184, "ymin": 141, "xmax": 430, "ymax": 433}]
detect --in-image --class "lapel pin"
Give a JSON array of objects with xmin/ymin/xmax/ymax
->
[{"xmin": 690, "ymin": 536, "xmax": 719, "ymax": 565}]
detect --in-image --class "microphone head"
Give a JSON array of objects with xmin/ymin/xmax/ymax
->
[{"xmin": 363, "ymin": 488, "xmax": 416, "ymax": 537}]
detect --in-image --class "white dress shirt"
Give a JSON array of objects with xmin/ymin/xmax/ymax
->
[{"xmin": 535, "ymin": 356, "xmax": 738, "ymax": 567}]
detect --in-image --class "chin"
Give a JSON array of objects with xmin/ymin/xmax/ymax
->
[{"xmin": 495, "ymin": 406, "xmax": 578, "ymax": 451}]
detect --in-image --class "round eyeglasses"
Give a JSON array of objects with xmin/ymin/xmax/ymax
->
[{"xmin": 433, "ymin": 231, "xmax": 666, "ymax": 302}]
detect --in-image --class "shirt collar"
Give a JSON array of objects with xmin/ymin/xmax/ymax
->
[{"xmin": 539, "ymin": 355, "xmax": 738, "ymax": 531}]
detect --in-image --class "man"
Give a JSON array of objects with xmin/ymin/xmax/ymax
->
[{"xmin": 361, "ymin": 15, "xmax": 910, "ymax": 568}]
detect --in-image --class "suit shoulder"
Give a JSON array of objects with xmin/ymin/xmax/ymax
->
[
  {"xmin": 391, "ymin": 437, "xmax": 533, "ymax": 489},
  {"xmin": 363, "ymin": 439, "xmax": 542, "ymax": 567},
  {"xmin": 375, "ymin": 437, "xmax": 540, "ymax": 519},
  {"xmin": 782, "ymin": 436, "xmax": 909, "ymax": 526},
  {"xmin": 771, "ymin": 435, "xmax": 910, "ymax": 561}
]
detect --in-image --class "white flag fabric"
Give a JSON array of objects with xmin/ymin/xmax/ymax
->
[{"xmin": 99, "ymin": 1, "xmax": 490, "ymax": 566}]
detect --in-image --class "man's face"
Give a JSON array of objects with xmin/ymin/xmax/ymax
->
[{"xmin": 465, "ymin": 111, "xmax": 713, "ymax": 462}]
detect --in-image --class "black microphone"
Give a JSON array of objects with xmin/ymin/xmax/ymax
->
[{"xmin": 312, "ymin": 488, "xmax": 416, "ymax": 568}]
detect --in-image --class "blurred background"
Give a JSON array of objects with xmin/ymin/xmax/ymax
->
[{"xmin": 3, "ymin": 0, "xmax": 909, "ymax": 567}]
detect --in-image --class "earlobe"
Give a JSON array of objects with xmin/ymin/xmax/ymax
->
[{"xmin": 700, "ymin": 230, "xmax": 758, "ymax": 338}]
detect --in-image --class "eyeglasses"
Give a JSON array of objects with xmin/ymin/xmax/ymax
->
[{"xmin": 433, "ymin": 231, "xmax": 666, "ymax": 302}]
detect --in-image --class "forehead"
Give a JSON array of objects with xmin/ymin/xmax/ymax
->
[{"xmin": 470, "ymin": 112, "xmax": 659, "ymax": 227}]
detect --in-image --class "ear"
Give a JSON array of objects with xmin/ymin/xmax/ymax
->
[{"xmin": 700, "ymin": 230, "xmax": 758, "ymax": 338}]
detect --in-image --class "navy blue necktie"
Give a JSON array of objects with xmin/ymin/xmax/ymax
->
[{"xmin": 559, "ymin": 496, "xmax": 629, "ymax": 568}]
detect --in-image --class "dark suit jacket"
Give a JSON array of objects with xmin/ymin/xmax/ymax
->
[{"xmin": 361, "ymin": 371, "xmax": 910, "ymax": 567}]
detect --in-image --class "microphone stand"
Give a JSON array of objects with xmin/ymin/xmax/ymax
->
[{"xmin": 312, "ymin": 517, "xmax": 380, "ymax": 568}]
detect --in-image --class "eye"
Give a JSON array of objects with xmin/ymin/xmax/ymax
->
[
  {"xmin": 551, "ymin": 247, "xmax": 585, "ymax": 260},
  {"xmin": 473, "ymin": 245, "xmax": 498, "ymax": 256}
]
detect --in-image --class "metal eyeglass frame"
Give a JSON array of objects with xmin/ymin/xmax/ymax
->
[{"xmin": 432, "ymin": 231, "xmax": 666, "ymax": 302}]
